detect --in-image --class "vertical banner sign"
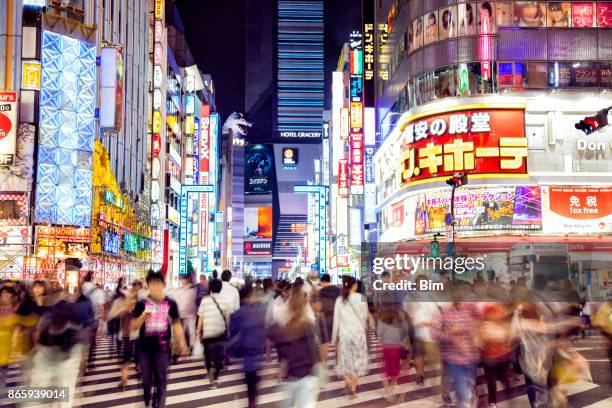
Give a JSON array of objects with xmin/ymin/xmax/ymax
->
[
  {"xmin": 350, "ymin": 132, "xmax": 364, "ymax": 195},
  {"xmin": 152, "ymin": 0, "xmax": 164, "ymax": 266},
  {"xmin": 338, "ymin": 159, "xmax": 349, "ymax": 197},
  {"xmin": 0, "ymin": 92, "xmax": 17, "ymax": 167},
  {"xmin": 349, "ymin": 29, "xmax": 364, "ymax": 196},
  {"xmin": 199, "ymin": 105, "xmax": 211, "ymax": 254},
  {"xmin": 378, "ymin": 24, "xmax": 389, "ymax": 81},
  {"xmin": 207, "ymin": 113, "xmax": 220, "ymax": 267},
  {"xmin": 363, "ymin": 0, "xmax": 375, "ymax": 106},
  {"xmin": 340, "ymin": 108, "xmax": 350, "ymax": 140}
]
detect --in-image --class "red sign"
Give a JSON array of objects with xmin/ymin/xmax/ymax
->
[
  {"xmin": 572, "ymin": 2, "xmax": 595, "ymax": 27},
  {"xmin": 199, "ymin": 116, "xmax": 210, "ymax": 175},
  {"xmin": 152, "ymin": 133, "xmax": 161, "ymax": 157},
  {"xmin": 400, "ymin": 108, "xmax": 527, "ymax": 185},
  {"xmin": 597, "ymin": 2, "xmax": 612, "ymax": 27},
  {"xmin": 391, "ymin": 201, "xmax": 404, "ymax": 227},
  {"xmin": 244, "ymin": 241, "xmax": 272, "ymax": 256},
  {"xmin": 338, "ymin": 159, "xmax": 349, "ymax": 197},
  {"xmin": 549, "ymin": 187, "xmax": 612, "ymax": 220},
  {"xmin": 350, "ymin": 132, "xmax": 364, "ymax": 193}
]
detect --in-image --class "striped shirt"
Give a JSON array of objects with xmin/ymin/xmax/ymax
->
[
  {"xmin": 432, "ymin": 303, "xmax": 481, "ymax": 365},
  {"xmin": 198, "ymin": 294, "xmax": 231, "ymax": 339}
]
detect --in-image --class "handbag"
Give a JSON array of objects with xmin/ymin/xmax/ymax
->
[{"xmin": 210, "ymin": 295, "xmax": 230, "ymax": 340}]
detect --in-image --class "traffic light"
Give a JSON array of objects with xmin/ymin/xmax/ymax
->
[
  {"xmin": 430, "ymin": 240, "xmax": 440, "ymax": 258},
  {"xmin": 575, "ymin": 108, "xmax": 609, "ymax": 135},
  {"xmin": 446, "ymin": 172, "xmax": 468, "ymax": 188}
]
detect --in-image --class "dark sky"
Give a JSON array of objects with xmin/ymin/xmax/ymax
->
[{"xmin": 176, "ymin": 0, "xmax": 361, "ymax": 120}]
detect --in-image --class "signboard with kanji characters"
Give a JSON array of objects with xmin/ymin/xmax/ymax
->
[
  {"xmin": 415, "ymin": 186, "xmax": 542, "ymax": 235},
  {"xmin": 350, "ymin": 133, "xmax": 364, "ymax": 194},
  {"xmin": 338, "ymin": 159, "xmax": 349, "ymax": 197},
  {"xmin": 543, "ymin": 186, "xmax": 612, "ymax": 233},
  {"xmin": 399, "ymin": 108, "xmax": 527, "ymax": 185}
]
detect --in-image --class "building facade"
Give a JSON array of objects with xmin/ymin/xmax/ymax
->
[{"xmin": 373, "ymin": 0, "xmax": 612, "ymax": 296}]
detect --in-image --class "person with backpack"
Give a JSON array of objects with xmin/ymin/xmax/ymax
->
[
  {"xmin": 196, "ymin": 278, "xmax": 231, "ymax": 388},
  {"xmin": 131, "ymin": 271, "xmax": 186, "ymax": 408}
]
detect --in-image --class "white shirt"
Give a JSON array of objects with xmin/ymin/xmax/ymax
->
[
  {"xmin": 198, "ymin": 294, "xmax": 231, "ymax": 339},
  {"xmin": 404, "ymin": 301, "xmax": 441, "ymax": 342},
  {"xmin": 331, "ymin": 292, "xmax": 369, "ymax": 344},
  {"xmin": 220, "ymin": 281, "xmax": 240, "ymax": 313},
  {"xmin": 82, "ymin": 282, "xmax": 106, "ymax": 319},
  {"xmin": 167, "ymin": 285, "xmax": 197, "ymax": 318}
]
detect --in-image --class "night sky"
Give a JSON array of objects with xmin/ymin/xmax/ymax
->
[{"xmin": 176, "ymin": 0, "xmax": 361, "ymax": 121}]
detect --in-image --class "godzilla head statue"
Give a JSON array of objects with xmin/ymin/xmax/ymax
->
[{"xmin": 222, "ymin": 112, "xmax": 253, "ymax": 137}]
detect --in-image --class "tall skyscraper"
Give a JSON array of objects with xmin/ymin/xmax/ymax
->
[{"xmin": 275, "ymin": 0, "xmax": 325, "ymax": 141}]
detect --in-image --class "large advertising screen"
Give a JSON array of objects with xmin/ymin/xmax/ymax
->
[
  {"xmin": 542, "ymin": 186, "xmax": 612, "ymax": 233},
  {"xmin": 244, "ymin": 207, "xmax": 273, "ymax": 239},
  {"xmin": 399, "ymin": 108, "xmax": 527, "ymax": 186},
  {"xmin": 245, "ymin": 144, "xmax": 273, "ymax": 194},
  {"xmin": 414, "ymin": 186, "xmax": 542, "ymax": 235},
  {"xmin": 35, "ymin": 31, "xmax": 96, "ymax": 227}
]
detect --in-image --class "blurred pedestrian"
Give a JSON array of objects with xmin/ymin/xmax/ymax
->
[
  {"xmin": 167, "ymin": 274, "xmax": 198, "ymax": 356},
  {"xmin": 432, "ymin": 289, "xmax": 481, "ymax": 408},
  {"xmin": 195, "ymin": 274, "xmax": 208, "ymax": 308},
  {"xmin": 197, "ymin": 278, "xmax": 231, "ymax": 388},
  {"xmin": 28, "ymin": 287, "xmax": 94, "ymax": 407},
  {"xmin": 480, "ymin": 303, "xmax": 513, "ymax": 408},
  {"xmin": 108, "ymin": 283, "xmax": 139, "ymax": 390},
  {"xmin": 377, "ymin": 303, "xmax": 410, "ymax": 402},
  {"xmin": 229, "ymin": 283, "xmax": 267, "ymax": 408},
  {"xmin": 269, "ymin": 283, "xmax": 320, "ymax": 407},
  {"xmin": 131, "ymin": 270, "xmax": 186, "ymax": 408},
  {"xmin": 331, "ymin": 276, "xmax": 369, "ymax": 398},
  {"xmin": 220, "ymin": 270, "xmax": 240, "ymax": 314},
  {"xmin": 317, "ymin": 273, "xmax": 339, "ymax": 367}
]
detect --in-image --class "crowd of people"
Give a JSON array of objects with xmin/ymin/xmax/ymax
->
[{"xmin": 0, "ymin": 269, "xmax": 610, "ymax": 408}]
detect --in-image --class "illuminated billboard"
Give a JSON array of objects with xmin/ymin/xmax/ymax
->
[
  {"xmin": 245, "ymin": 144, "xmax": 273, "ymax": 194},
  {"xmin": 99, "ymin": 47, "xmax": 124, "ymax": 132},
  {"xmin": 35, "ymin": 31, "xmax": 96, "ymax": 227},
  {"xmin": 399, "ymin": 107, "xmax": 527, "ymax": 185},
  {"xmin": 0, "ymin": 92, "xmax": 17, "ymax": 167}
]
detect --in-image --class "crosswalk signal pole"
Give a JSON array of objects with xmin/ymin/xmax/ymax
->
[{"xmin": 445, "ymin": 173, "xmax": 468, "ymax": 283}]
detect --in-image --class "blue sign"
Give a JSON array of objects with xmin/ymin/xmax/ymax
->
[
  {"xmin": 294, "ymin": 185, "xmax": 328, "ymax": 276},
  {"xmin": 103, "ymin": 230, "xmax": 121, "ymax": 255},
  {"xmin": 179, "ymin": 185, "xmax": 214, "ymax": 276},
  {"xmin": 364, "ymin": 147, "xmax": 375, "ymax": 184}
]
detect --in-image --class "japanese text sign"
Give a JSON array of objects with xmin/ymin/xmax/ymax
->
[{"xmin": 399, "ymin": 108, "xmax": 527, "ymax": 184}]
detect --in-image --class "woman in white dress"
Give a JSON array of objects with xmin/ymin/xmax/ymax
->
[{"xmin": 331, "ymin": 276, "xmax": 369, "ymax": 398}]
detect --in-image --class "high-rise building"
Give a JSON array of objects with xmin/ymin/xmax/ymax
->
[{"xmin": 239, "ymin": 0, "xmax": 325, "ymax": 278}]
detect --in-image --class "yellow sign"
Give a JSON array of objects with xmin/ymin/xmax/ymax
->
[
  {"xmin": 154, "ymin": 0, "xmax": 164, "ymax": 20},
  {"xmin": 185, "ymin": 115, "xmax": 194, "ymax": 134},
  {"xmin": 350, "ymin": 102, "xmax": 363, "ymax": 129},
  {"xmin": 340, "ymin": 108, "xmax": 349, "ymax": 140},
  {"xmin": 153, "ymin": 110, "xmax": 162, "ymax": 133},
  {"xmin": 21, "ymin": 61, "xmax": 41, "ymax": 90}
]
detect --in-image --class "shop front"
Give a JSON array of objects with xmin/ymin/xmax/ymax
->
[
  {"xmin": 374, "ymin": 95, "xmax": 612, "ymax": 296},
  {"xmin": 89, "ymin": 141, "xmax": 152, "ymax": 287}
]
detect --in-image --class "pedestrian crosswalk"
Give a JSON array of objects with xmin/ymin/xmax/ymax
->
[{"xmin": 3, "ymin": 333, "xmax": 609, "ymax": 407}]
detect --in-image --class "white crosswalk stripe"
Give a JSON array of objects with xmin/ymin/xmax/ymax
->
[{"xmin": 3, "ymin": 333, "xmax": 609, "ymax": 407}]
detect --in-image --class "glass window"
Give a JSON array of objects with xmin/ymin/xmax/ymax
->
[
  {"xmin": 407, "ymin": 24, "xmax": 414, "ymax": 53},
  {"xmin": 573, "ymin": 62, "xmax": 599, "ymax": 87},
  {"xmin": 458, "ymin": 3, "xmax": 478, "ymax": 35},
  {"xmin": 547, "ymin": 62, "xmax": 572, "ymax": 87},
  {"xmin": 525, "ymin": 62, "xmax": 548, "ymax": 87},
  {"xmin": 424, "ymin": 10, "xmax": 439, "ymax": 44},
  {"xmin": 498, "ymin": 62, "xmax": 514, "ymax": 86},
  {"xmin": 513, "ymin": 2, "xmax": 546, "ymax": 27},
  {"xmin": 438, "ymin": 66, "xmax": 457, "ymax": 96},
  {"xmin": 478, "ymin": 2, "xmax": 497, "ymax": 34},
  {"xmin": 600, "ymin": 62, "xmax": 612, "ymax": 86},
  {"xmin": 439, "ymin": 6, "xmax": 458, "ymax": 39},
  {"xmin": 572, "ymin": 2, "xmax": 595, "ymax": 27},
  {"xmin": 547, "ymin": 2, "xmax": 571, "ymax": 27}
]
